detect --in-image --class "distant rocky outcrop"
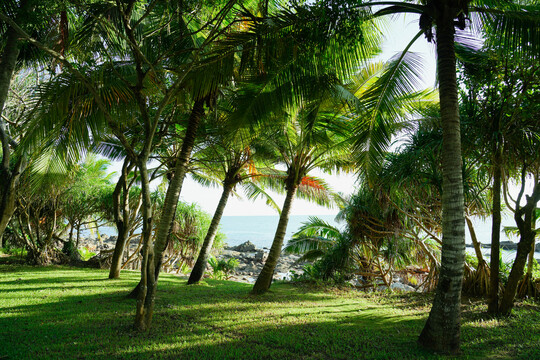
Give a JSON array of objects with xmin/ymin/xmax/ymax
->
[
  {"xmin": 218, "ymin": 241, "xmax": 305, "ymax": 283},
  {"xmin": 466, "ymin": 240, "xmax": 540, "ymax": 252}
]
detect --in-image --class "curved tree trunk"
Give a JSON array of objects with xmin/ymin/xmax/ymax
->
[
  {"xmin": 109, "ymin": 159, "xmax": 133, "ymax": 279},
  {"xmin": 133, "ymin": 161, "xmax": 155, "ymax": 331},
  {"xmin": 133, "ymin": 99, "xmax": 204, "ymax": 330},
  {"xmin": 188, "ymin": 180, "xmax": 234, "ymax": 285},
  {"xmin": 488, "ymin": 146, "xmax": 502, "ymax": 313},
  {"xmin": 418, "ymin": 11, "xmax": 465, "ymax": 354},
  {"xmin": 252, "ymin": 182, "xmax": 298, "ymax": 295},
  {"xmin": 465, "ymin": 216, "xmax": 484, "ymax": 264},
  {"xmin": 109, "ymin": 216, "xmax": 130, "ymax": 278},
  {"xmin": 499, "ymin": 180, "xmax": 539, "ymax": 315}
]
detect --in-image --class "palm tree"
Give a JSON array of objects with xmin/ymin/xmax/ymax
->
[
  {"xmin": 352, "ymin": 0, "xmax": 540, "ymax": 352},
  {"xmin": 251, "ymin": 97, "xmax": 353, "ymax": 295},
  {"xmin": 186, "ymin": 113, "xmax": 283, "ymax": 284}
]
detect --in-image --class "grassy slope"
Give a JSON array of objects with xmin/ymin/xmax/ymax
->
[{"xmin": 0, "ymin": 265, "xmax": 538, "ymax": 360}]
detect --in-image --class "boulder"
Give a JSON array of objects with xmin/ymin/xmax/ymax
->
[
  {"xmin": 232, "ymin": 241, "xmax": 257, "ymax": 252},
  {"xmin": 391, "ymin": 282, "xmax": 416, "ymax": 292},
  {"xmin": 254, "ymin": 250, "xmax": 268, "ymax": 263},
  {"xmin": 221, "ymin": 249, "xmax": 242, "ymax": 258}
]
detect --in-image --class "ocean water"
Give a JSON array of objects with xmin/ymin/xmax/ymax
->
[
  {"xmin": 87, "ymin": 214, "xmax": 538, "ymax": 262},
  {"xmin": 219, "ymin": 215, "xmax": 342, "ymax": 248}
]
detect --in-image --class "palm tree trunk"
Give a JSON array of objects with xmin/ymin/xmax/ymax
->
[
  {"xmin": 488, "ymin": 146, "xmax": 502, "ymax": 313},
  {"xmin": 133, "ymin": 99, "xmax": 204, "ymax": 330},
  {"xmin": 499, "ymin": 181, "xmax": 539, "ymax": 315},
  {"xmin": 188, "ymin": 180, "xmax": 234, "ymax": 284},
  {"xmin": 109, "ymin": 159, "xmax": 133, "ymax": 279},
  {"xmin": 418, "ymin": 13, "xmax": 465, "ymax": 354},
  {"xmin": 252, "ymin": 182, "xmax": 298, "ymax": 295}
]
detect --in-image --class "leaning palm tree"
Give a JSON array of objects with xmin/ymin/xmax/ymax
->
[
  {"xmin": 186, "ymin": 115, "xmax": 280, "ymax": 284},
  {"xmin": 353, "ymin": 0, "xmax": 540, "ymax": 352},
  {"xmin": 251, "ymin": 98, "xmax": 353, "ymax": 295},
  {"xmin": 248, "ymin": 47, "xmax": 430, "ymax": 295}
]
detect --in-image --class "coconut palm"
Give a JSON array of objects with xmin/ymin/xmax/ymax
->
[
  {"xmin": 186, "ymin": 116, "xmax": 281, "ymax": 284},
  {"xmin": 350, "ymin": 0, "xmax": 540, "ymax": 351},
  {"xmin": 250, "ymin": 95, "xmax": 354, "ymax": 294}
]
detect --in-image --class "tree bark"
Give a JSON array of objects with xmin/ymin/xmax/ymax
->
[
  {"xmin": 133, "ymin": 99, "xmax": 204, "ymax": 330},
  {"xmin": 0, "ymin": 159, "xmax": 22, "ymax": 247},
  {"xmin": 109, "ymin": 159, "xmax": 134, "ymax": 279},
  {"xmin": 498, "ymin": 180, "xmax": 539, "ymax": 315},
  {"xmin": 418, "ymin": 10, "xmax": 465, "ymax": 354},
  {"xmin": 488, "ymin": 146, "xmax": 502, "ymax": 313},
  {"xmin": 133, "ymin": 160, "xmax": 155, "ymax": 332},
  {"xmin": 252, "ymin": 181, "xmax": 298, "ymax": 295},
  {"xmin": 188, "ymin": 179, "xmax": 234, "ymax": 284}
]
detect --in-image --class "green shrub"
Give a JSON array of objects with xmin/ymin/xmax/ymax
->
[
  {"xmin": 207, "ymin": 256, "xmax": 239, "ymax": 280},
  {"xmin": 78, "ymin": 247, "xmax": 96, "ymax": 261}
]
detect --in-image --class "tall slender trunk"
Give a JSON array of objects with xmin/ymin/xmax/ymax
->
[
  {"xmin": 488, "ymin": 146, "xmax": 502, "ymax": 313},
  {"xmin": 109, "ymin": 159, "xmax": 133, "ymax": 279},
  {"xmin": 188, "ymin": 180, "xmax": 234, "ymax": 284},
  {"xmin": 252, "ymin": 181, "xmax": 298, "ymax": 295},
  {"xmin": 68, "ymin": 224, "xmax": 74, "ymax": 244},
  {"xmin": 0, "ymin": 2, "xmax": 29, "ymax": 245},
  {"xmin": 499, "ymin": 180, "xmax": 539, "ymax": 315},
  {"xmin": 133, "ymin": 99, "xmax": 204, "ymax": 331},
  {"xmin": 418, "ymin": 12, "xmax": 465, "ymax": 354},
  {"xmin": 134, "ymin": 161, "xmax": 155, "ymax": 331}
]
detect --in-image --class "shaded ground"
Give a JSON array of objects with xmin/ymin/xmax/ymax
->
[{"xmin": 0, "ymin": 264, "xmax": 538, "ymax": 359}]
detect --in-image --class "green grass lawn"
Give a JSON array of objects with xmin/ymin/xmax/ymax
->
[{"xmin": 0, "ymin": 264, "xmax": 538, "ymax": 360}]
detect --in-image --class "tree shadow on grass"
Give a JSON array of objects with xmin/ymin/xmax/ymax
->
[{"xmin": 2, "ymin": 266, "xmax": 536, "ymax": 360}]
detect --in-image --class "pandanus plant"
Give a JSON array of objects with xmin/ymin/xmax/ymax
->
[{"xmin": 353, "ymin": 0, "xmax": 540, "ymax": 351}]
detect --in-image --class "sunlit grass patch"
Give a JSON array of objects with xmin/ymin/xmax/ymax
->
[{"xmin": 1, "ymin": 265, "xmax": 538, "ymax": 359}]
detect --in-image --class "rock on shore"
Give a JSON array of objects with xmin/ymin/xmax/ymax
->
[{"xmin": 218, "ymin": 241, "xmax": 307, "ymax": 283}]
